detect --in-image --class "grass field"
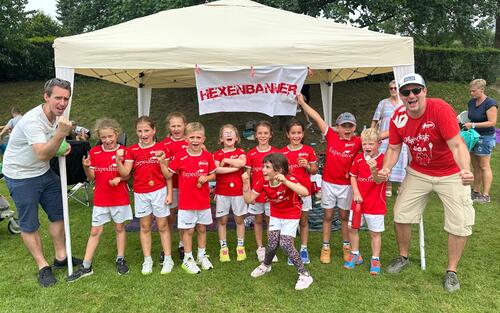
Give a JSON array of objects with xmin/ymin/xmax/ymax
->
[{"xmin": 0, "ymin": 79, "xmax": 499, "ymax": 313}]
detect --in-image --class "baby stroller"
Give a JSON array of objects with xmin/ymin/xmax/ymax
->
[{"xmin": 0, "ymin": 194, "xmax": 21, "ymax": 234}]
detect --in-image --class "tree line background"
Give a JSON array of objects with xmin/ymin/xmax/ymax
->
[{"xmin": 1, "ymin": 0, "xmax": 499, "ymax": 81}]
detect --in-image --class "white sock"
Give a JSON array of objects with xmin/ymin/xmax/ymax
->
[
  {"xmin": 197, "ymin": 248, "xmax": 206, "ymax": 259},
  {"xmin": 184, "ymin": 252, "xmax": 193, "ymax": 262},
  {"xmin": 144, "ymin": 256, "xmax": 153, "ymax": 263}
]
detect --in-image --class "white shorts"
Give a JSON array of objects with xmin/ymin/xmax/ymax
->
[
  {"xmin": 268, "ymin": 217, "xmax": 300, "ymax": 237},
  {"xmin": 321, "ymin": 181, "xmax": 353, "ymax": 210},
  {"xmin": 92, "ymin": 205, "xmax": 133, "ymax": 227},
  {"xmin": 215, "ymin": 195, "xmax": 248, "ymax": 218},
  {"xmin": 134, "ymin": 187, "xmax": 170, "ymax": 218},
  {"xmin": 248, "ymin": 202, "xmax": 270, "ymax": 216},
  {"xmin": 348, "ymin": 211, "xmax": 385, "ymax": 232},
  {"xmin": 177, "ymin": 208, "xmax": 213, "ymax": 229},
  {"xmin": 301, "ymin": 196, "xmax": 312, "ymax": 212},
  {"xmin": 170, "ymin": 188, "xmax": 179, "ymax": 209}
]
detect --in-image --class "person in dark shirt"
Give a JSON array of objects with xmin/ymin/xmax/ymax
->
[{"xmin": 464, "ymin": 79, "xmax": 498, "ymax": 204}]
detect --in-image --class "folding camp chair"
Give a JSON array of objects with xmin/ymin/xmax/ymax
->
[{"xmin": 50, "ymin": 140, "xmax": 91, "ymax": 206}]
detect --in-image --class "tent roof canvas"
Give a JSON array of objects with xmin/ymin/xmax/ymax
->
[{"xmin": 53, "ymin": 0, "xmax": 414, "ymax": 88}]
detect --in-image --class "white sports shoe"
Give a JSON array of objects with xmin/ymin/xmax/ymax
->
[
  {"xmin": 295, "ymin": 273, "xmax": 313, "ymax": 290},
  {"xmin": 256, "ymin": 247, "xmax": 266, "ymax": 262},
  {"xmin": 160, "ymin": 258, "xmax": 174, "ymax": 274},
  {"xmin": 181, "ymin": 257, "xmax": 201, "ymax": 274},
  {"xmin": 141, "ymin": 260, "xmax": 153, "ymax": 275},
  {"xmin": 250, "ymin": 263, "xmax": 271, "ymax": 278},
  {"xmin": 197, "ymin": 255, "xmax": 214, "ymax": 270}
]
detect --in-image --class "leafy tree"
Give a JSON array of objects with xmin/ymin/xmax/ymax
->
[
  {"xmin": 0, "ymin": 0, "xmax": 29, "ymax": 64},
  {"xmin": 24, "ymin": 10, "xmax": 63, "ymax": 38}
]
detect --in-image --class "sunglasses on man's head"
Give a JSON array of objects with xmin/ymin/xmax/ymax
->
[{"xmin": 400, "ymin": 87, "xmax": 423, "ymax": 97}]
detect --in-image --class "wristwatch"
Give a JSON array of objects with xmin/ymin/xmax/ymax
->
[{"xmin": 471, "ymin": 122, "xmax": 476, "ymax": 129}]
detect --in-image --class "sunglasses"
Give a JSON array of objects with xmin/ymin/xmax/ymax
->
[
  {"xmin": 400, "ymin": 87, "xmax": 423, "ymax": 97},
  {"xmin": 389, "ymin": 87, "xmax": 397, "ymax": 91}
]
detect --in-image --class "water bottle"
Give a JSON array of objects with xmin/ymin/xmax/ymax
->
[{"xmin": 351, "ymin": 202, "xmax": 362, "ymax": 229}]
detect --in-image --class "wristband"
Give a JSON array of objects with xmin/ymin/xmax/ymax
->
[{"xmin": 471, "ymin": 122, "xmax": 476, "ymax": 129}]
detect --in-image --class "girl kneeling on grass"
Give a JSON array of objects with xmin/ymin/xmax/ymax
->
[
  {"xmin": 242, "ymin": 153, "xmax": 313, "ymax": 290},
  {"xmin": 68, "ymin": 118, "xmax": 133, "ymax": 282}
]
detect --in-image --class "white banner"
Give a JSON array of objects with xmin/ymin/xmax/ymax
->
[{"xmin": 196, "ymin": 66, "xmax": 308, "ymax": 116}]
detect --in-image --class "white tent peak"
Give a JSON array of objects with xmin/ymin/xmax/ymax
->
[{"xmin": 54, "ymin": 0, "xmax": 413, "ymax": 88}]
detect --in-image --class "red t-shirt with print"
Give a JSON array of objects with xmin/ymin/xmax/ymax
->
[
  {"xmin": 281, "ymin": 144, "xmax": 317, "ymax": 193},
  {"xmin": 168, "ymin": 149, "xmax": 216, "ymax": 210},
  {"xmin": 125, "ymin": 142, "xmax": 170, "ymax": 193},
  {"xmin": 213, "ymin": 147, "xmax": 245, "ymax": 196},
  {"xmin": 389, "ymin": 98, "xmax": 460, "ymax": 176},
  {"xmin": 89, "ymin": 144, "xmax": 130, "ymax": 207},
  {"xmin": 161, "ymin": 137, "xmax": 189, "ymax": 189},
  {"xmin": 322, "ymin": 127, "xmax": 362, "ymax": 185},
  {"xmin": 252, "ymin": 175, "xmax": 302, "ymax": 219},
  {"xmin": 245, "ymin": 146, "xmax": 279, "ymax": 203},
  {"xmin": 349, "ymin": 153, "xmax": 386, "ymax": 215}
]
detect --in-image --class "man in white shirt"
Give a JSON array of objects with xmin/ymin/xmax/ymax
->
[{"xmin": 3, "ymin": 78, "xmax": 81, "ymax": 287}]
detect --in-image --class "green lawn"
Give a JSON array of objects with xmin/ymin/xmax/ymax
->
[{"xmin": 0, "ymin": 79, "xmax": 499, "ymax": 312}]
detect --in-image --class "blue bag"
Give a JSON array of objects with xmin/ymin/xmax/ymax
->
[{"xmin": 460, "ymin": 129, "xmax": 480, "ymax": 151}]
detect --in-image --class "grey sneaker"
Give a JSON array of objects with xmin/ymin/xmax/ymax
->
[
  {"xmin": 474, "ymin": 194, "xmax": 490, "ymax": 204},
  {"xmin": 116, "ymin": 258, "xmax": 129, "ymax": 275},
  {"xmin": 471, "ymin": 190, "xmax": 481, "ymax": 201},
  {"xmin": 443, "ymin": 271, "xmax": 460, "ymax": 293},
  {"xmin": 386, "ymin": 256, "xmax": 410, "ymax": 274},
  {"xmin": 67, "ymin": 264, "xmax": 93, "ymax": 282}
]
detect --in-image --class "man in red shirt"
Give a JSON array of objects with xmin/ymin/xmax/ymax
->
[{"xmin": 376, "ymin": 73, "xmax": 474, "ymax": 293}]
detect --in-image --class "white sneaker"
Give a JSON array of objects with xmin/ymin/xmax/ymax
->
[
  {"xmin": 0, "ymin": 209, "xmax": 14, "ymax": 219},
  {"xmin": 256, "ymin": 247, "xmax": 265, "ymax": 262},
  {"xmin": 272, "ymin": 255, "xmax": 279, "ymax": 263},
  {"xmin": 251, "ymin": 263, "xmax": 271, "ymax": 278},
  {"xmin": 141, "ymin": 260, "xmax": 153, "ymax": 275},
  {"xmin": 181, "ymin": 257, "xmax": 201, "ymax": 274},
  {"xmin": 295, "ymin": 273, "xmax": 313, "ymax": 290},
  {"xmin": 197, "ymin": 255, "xmax": 214, "ymax": 270},
  {"xmin": 160, "ymin": 258, "xmax": 174, "ymax": 274}
]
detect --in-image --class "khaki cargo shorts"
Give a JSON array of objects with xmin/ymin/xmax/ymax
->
[{"xmin": 394, "ymin": 167, "xmax": 474, "ymax": 236}]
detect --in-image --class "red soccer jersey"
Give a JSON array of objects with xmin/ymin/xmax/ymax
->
[
  {"xmin": 349, "ymin": 153, "xmax": 386, "ymax": 215},
  {"xmin": 252, "ymin": 175, "xmax": 302, "ymax": 219},
  {"xmin": 389, "ymin": 98, "xmax": 460, "ymax": 176},
  {"xmin": 322, "ymin": 128, "xmax": 362, "ymax": 185},
  {"xmin": 125, "ymin": 142, "xmax": 170, "ymax": 193},
  {"xmin": 161, "ymin": 137, "xmax": 189, "ymax": 188},
  {"xmin": 281, "ymin": 144, "xmax": 317, "ymax": 193},
  {"xmin": 168, "ymin": 149, "xmax": 216, "ymax": 210},
  {"xmin": 245, "ymin": 146, "xmax": 279, "ymax": 203},
  {"xmin": 213, "ymin": 147, "xmax": 245, "ymax": 196},
  {"xmin": 89, "ymin": 145, "xmax": 130, "ymax": 207}
]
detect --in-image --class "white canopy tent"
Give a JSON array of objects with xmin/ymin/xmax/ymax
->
[{"xmin": 52, "ymin": 0, "xmax": 415, "ymax": 273}]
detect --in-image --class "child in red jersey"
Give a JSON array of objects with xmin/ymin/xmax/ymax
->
[
  {"xmin": 245, "ymin": 121, "xmax": 279, "ymax": 262},
  {"xmin": 67, "ymin": 118, "xmax": 132, "ymax": 282},
  {"xmin": 167, "ymin": 122, "xmax": 216, "ymax": 274},
  {"xmin": 243, "ymin": 153, "xmax": 313, "ymax": 290},
  {"xmin": 160, "ymin": 112, "xmax": 189, "ymax": 262},
  {"xmin": 115, "ymin": 116, "xmax": 173, "ymax": 275},
  {"xmin": 281, "ymin": 119, "xmax": 318, "ymax": 265},
  {"xmin": 345, "ymin": 128, "xmax": 386, "ymax": 275},
  {"xmin": 297, "ymin": 94, "xmax": 362, "ymax": 264},
  {"xmin": 213, "ymin": 124, "xmax": 247, "ymax": 262}
]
